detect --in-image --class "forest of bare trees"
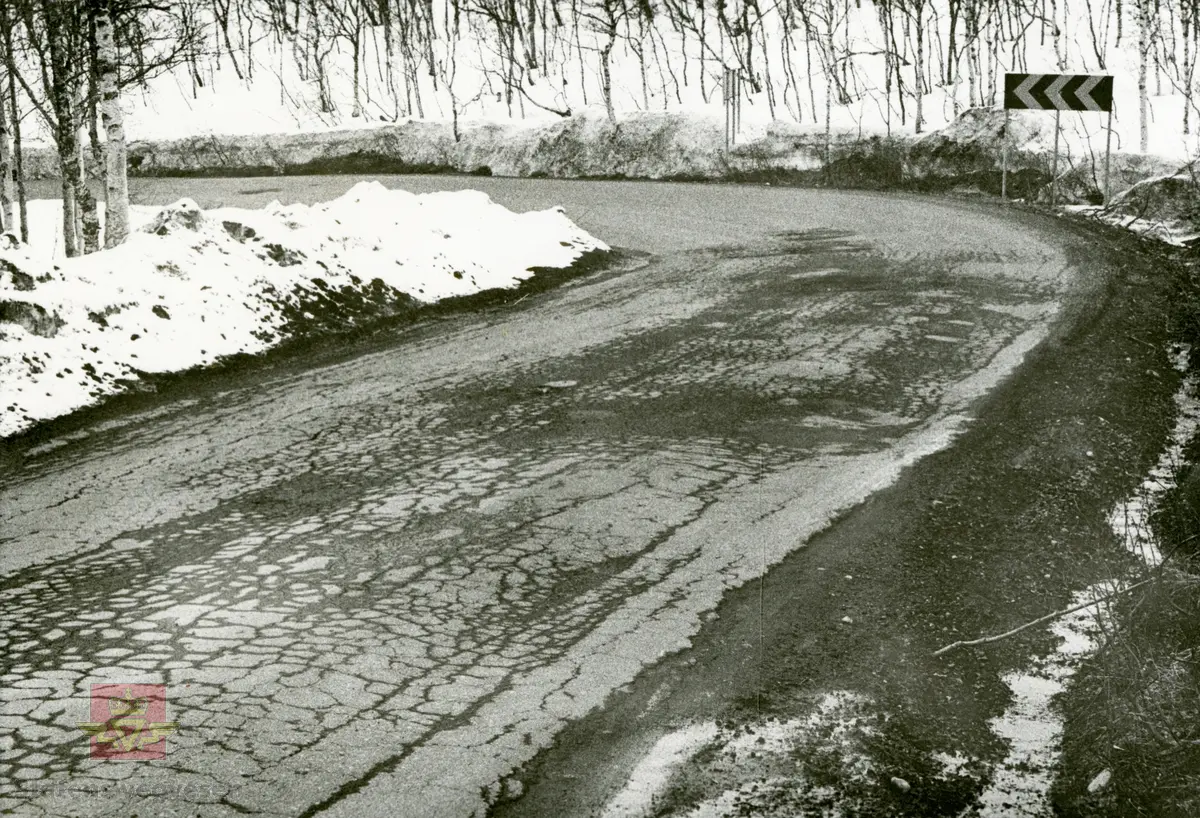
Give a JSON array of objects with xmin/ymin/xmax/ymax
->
[{"xmin": 2, "ymin": 0, "xmax": 1200, "ymax": 256}]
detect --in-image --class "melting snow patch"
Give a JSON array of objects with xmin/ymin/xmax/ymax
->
[
  {"xmin": 600, "ymin": 722, "xmax": 719, "ymax": 818},
  {"xmin": 934, "ymin": 750, "xmax": 973, "ymax": 779},
  {"xmin": 970, "ymin": 586, "xmax": 1109, "ymax": 817},
  {"xmin": 1109, "ymin": 343, "xmax": 1200, "ymax": 566},
  {"xmin": 605, "ymin": 692, "xmax": 876, "ymax": 818}
]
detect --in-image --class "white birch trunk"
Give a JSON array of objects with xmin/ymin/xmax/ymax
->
[
  {"xmin": 1139, "ymin": 0, "xmax": 1150, "ymax": 152},
  {"xmin": 915, "ymin": 2, "xmax": 925, "ymax": 134},
  {"xmin": 75, "ymin": 83, "xmax": 99, "ymax": 255},
  {"xmin": 601, "ymin": 30, "xmax": 616, "ymax": 123},
  {"xmin": 96, "ymin": 6, "xmax": 129, "ymax": 247}
]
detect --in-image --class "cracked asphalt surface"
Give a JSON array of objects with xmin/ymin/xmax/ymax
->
[{"xmin": 1, "ymin": 180, "xmax": 1089, "ymax": 816}]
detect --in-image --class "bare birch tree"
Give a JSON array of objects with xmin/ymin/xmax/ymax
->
[
  {"xmin": 0, "ymin": 64, "xmax": 11, "ymax": 234},
  {"xmin": 94, "ymin": 0, "xmax": 130, "ymax": 248},
  {"xmin": 1138, "ymin": 0, "xmax": 1152, "ymax": 151}
]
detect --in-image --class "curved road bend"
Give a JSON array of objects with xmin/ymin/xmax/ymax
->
[{"xmin": 0, "ymin": 181, "xmax": 1137, "ymax": 816}]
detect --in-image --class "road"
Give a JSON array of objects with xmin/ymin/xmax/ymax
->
[{"xmin": 0, "ymin": 179, "xmax": 1172, "ymax": 817}]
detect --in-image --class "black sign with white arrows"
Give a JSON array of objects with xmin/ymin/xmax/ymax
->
[{"xmin": 1003, "ymin": 73, "xmax": 1113, "ymax": 112}]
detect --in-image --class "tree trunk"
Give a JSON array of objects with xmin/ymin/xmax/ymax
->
[
  {"xmin": 352, "ymin": 32, "xmax": 362, "ymax": 117},
  {"xmin": 0, "ymin": 4, "xmax": 13, "ymax": 236},
  {"xmin": 95, "ymin": 0, "xmax": 129, "ymax": 248},
  {"xmin": 1185, "ymin": 8, "xmax": 1193, "ymax": 136},
  {"xmin": 61, "ymin": 176, "xmax": 78, "ymax": 258},
  {"xmin": 601, "ymin": 31, "xmax": 615, "ymax": 123},
  {"xmin": 1051, "ymin": 0, "xmax": 1065, "ymax": 69},
  {"xmin": 966, "ymin": 4, "xmax": 979, "ymax": 108},
  {"xmin": 75, "ymin": 83, "xmax": 100, "ymax": 255},
  {"xmin": 824, "ymin": 66, "xmax": 832, "ymax": 166},
  {"xmin": 946, "ymin": 0, "xmax": 958, "ymax": 87},
  {"xmin": 383, "ymin": 5, "xmax": 400, "ymax": 118},
  {"xmin": 448, "ymin": 7, "xmax": 460, "ymax": 141},
  {"xmin": 915, "ymin": 2, "xmax": 925, "ymax": 134},
  {"xmin": 1139, "ymin": 0, "xmax": 1150, "ymax": 151},
  {"xmin": 636, "ymin": 19, "xmax": 649, "ymax": 110},
  {"xmin": 7, "ymin": 50, "xmax": 26, "ymax": 243},
  {"xmin": 43, "ymin": 1, "xmax": 81, "ymax": 258},
  {"xmin": 87, "ymin": 9, "xmax": 102, "ymax": 166},
  {"xmin": 0, "ymin": 71, "xmax": 11, "ymax": 234},
  {"xmin": 879, "ymin": 3, "xmax": 892, "ymax": 134}
]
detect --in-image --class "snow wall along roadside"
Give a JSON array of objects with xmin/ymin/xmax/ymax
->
[{"xmin": 0, "ymin": 181, "xmax": 609, "ymax": 439}]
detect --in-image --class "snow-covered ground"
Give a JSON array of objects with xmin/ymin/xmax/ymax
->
[{"xmin": 0, "ymin": 182, "xmax": 606, "ymax": 438}]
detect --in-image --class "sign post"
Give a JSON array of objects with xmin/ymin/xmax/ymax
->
[
  {"xmin": 1104, "ymin": 108, "xmax": 1114, "ymax": 203},
  {"xmin": 1052, "ymin": 109, "xmax": 1061, "ymax": 206},
  {"xmin": 1002, "ymin": 109, "xmax": 1010, "ymax": 200},
  {"xmin": 1002, "ymin": 73, "xmax": 1114, "ymax": 204},
  {"xmin": 724, "ymin": 68, "xmax": 741, "ymax": 150}
]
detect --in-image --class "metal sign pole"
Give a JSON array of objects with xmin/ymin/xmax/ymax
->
[
  {"xmin": 724, "ymin": 69, "xmax": 730, "ymax": 152},
  {"xmin": 1002, "ymin": 108, "xmax": 1010, "ymax": 200},
  {"xmin": 1103, "ymin": 106, "xmax": 1113, "ymax": 205},
  {"xmin": 1051, "ymin": 108, "xmax": 1061, "ymax": 207},
  {"xmin": 725, "ymin": 70, "xmax": 740, "ymax": 148},
  {"xmin": 735, "ymin": 73, "xmax": 741, "ymax": 142}
]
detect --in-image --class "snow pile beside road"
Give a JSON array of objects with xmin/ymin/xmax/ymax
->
[
  {"xmin": 0, "ymin": 181, "xmax": 607, "ymax": 438},
  {"xmin": 1073, "ymin": 173, "xmax": 1200, "ymax": 247}
]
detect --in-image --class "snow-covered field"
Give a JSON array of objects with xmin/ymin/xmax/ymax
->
[{"xmin": 0, "ymin": 182, "xmax": 606, "ymax": 439}]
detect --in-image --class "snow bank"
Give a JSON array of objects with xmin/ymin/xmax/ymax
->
[
  {"xmin": 0, "ymin": 181, "xmax": 607, "ymax": 438},
  {"xmin": 21, "ymin": 109, "xmax": 886, "ymax": 182},
  {"xmin": 1070, "ymin": 173, "xmax": 1200, "ymax": 247},
  {"xmin": 95, "ymin": 109, "xmax": 737, "ymax": 180},
  {"xmin": 11, "ymin": 106, "xmax": 1165, "ymax": 209}
]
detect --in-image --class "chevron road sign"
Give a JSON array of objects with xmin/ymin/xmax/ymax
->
[
  {"xmin": 1003, "ymin": 73, "xmax": 1113, "ymax": 112},
  {"xmin": 1000, "ymin": 72, "xmax": 1116, "ymax": 206}
]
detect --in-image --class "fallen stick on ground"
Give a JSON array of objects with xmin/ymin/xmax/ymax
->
[{"xmin": 932, "ymin": 578, "xmax": 1155, "ymax": 657}]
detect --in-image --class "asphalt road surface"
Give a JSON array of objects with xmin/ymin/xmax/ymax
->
[{"xmin": 0, "ymin": 180, "xmax": 1164, "ymax": 817}]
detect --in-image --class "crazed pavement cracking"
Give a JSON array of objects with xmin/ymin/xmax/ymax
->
[{"xmin": 0, "ymin": 193, "xmax": 1074, "ymax": 817}]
